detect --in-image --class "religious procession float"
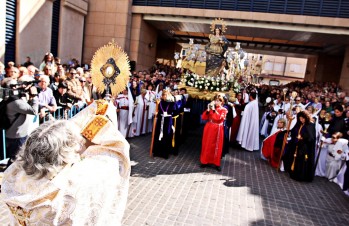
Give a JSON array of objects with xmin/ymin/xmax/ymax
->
[{"xmin": 176, "ymin": 18, "xmax": 263, "ymax": 101}]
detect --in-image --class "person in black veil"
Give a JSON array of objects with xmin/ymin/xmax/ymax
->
[
  {"xmin": 222, "ymin": 95, "xmax": 234, "ymax": 157},
  {"xmin": 283, "ymin": 111, "xmax": 316, "ymax": 182}
]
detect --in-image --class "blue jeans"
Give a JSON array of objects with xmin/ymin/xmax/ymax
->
[{"xmin": 6, "ymin": 136, "xmax": 27, "ymax": 161}]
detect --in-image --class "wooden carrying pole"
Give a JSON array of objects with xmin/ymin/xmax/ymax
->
[
  {"xmin": 313, "ymin": 140, "xmax": 324, "ymax": 175},
  {"xmin": 277, "ymin": 91, "xmax": 297, "ymax": 171},
  {"xmin": 277, "ymin": 115, "xmax": 293, "ymax": 172},
  {"xmin": 150, "ymin": 99, "xmax": 160, "ymax": 157}
]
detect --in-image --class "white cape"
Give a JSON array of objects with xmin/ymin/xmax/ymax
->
[
  {"xmin": 134, "ymin": 95, "xmax": 148, "ymax": 136},
  {"xmin": 237, "ymin": 99, "xmax": 259, "ymax": 151}
]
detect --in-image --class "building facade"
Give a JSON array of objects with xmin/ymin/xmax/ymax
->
[
  {"xmin": 0, "ymin": 0, "xmax": 87, "ymax": 67},
  {"xmin": 2, "ymin": 0, "xmax": 349, "ymax": 90}
]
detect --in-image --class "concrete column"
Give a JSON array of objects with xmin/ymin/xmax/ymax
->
[
  {"xmin": 0, "ymin": 0, "xmax": 6, "ymax": 63},
  {"xmin": 17, "ymin": 0, "xmax": 53, "ymax": 66},
  {"xmin": 83, "ymin": 0, "xmax": 133, "ymax": 64},
  {"xmin": 304, "ymin": 56, "xmax": 318, "ymax": 82},
  {"xmin": 129, "ymin": 14, "xmax": 157, "ymax": 71},
  {"xmin": 315, "ymin": 54, "xmax": 343, "ymax": 83},
  {"xmin": 59, "ymin": 0, "xmax": 88, "ymax": 64},
  {"xmin": 339, "ymin": 46, "xmax": 349, "ymax": 93}
]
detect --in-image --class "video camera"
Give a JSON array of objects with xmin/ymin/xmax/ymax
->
[
  {"xmin": 9, "ymin": 80, "xmax": 39, "ymax": 88},
  {"xmin": 8, "ymin": 80, "xmax": 39, "ymax": 98}
]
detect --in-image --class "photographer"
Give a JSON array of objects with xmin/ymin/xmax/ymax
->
[{"xmin": 5, "ymin": 79, "xmax": 39, "ymax": 168}]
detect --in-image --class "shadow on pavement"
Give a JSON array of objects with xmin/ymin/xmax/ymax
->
[{"xmin": 127, "ymin": 125, "xmax": 349, "ymax": 225}]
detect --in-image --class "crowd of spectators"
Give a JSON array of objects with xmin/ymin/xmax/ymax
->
[
  {"xmin": 1, "ymin": 54, "xmax": 100, "ymax": 119},
  {"xmin": 258, "ymin": 80, "xmax": 349, "ymax": 196},
  {"xmin": 0, "ymin": 54, "xmax": 100, "ymax": 166},
  {"xmin": 258, "ymin": 80, "xmax": 349, "ymax": 139},
  {"xmin": 2, "ymin": 55, "xmax": 349, "ymax": 139},
  {"xmin": 2, "ymin": 56, "xmax": 349, "ymax": 189}
]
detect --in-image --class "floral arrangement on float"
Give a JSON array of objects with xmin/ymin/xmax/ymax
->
[{"xmin": 183, "ymin": 71, "xmax": 242, "ymax": 93}]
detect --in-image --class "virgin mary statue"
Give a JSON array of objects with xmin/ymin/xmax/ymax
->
[{"xmin": 205, "ymin": 18, "xmax": 228, "ymax": 76}]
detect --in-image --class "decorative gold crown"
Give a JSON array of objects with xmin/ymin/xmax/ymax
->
[
  {"xmin": 91, "ymin": 40, "xmax": 130, "ymax": 96},
  {"xmin": 210, "ymin": 18, "xmax": 227, "ymax": 34}
]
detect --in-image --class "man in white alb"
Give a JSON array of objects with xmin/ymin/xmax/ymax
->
[{"xmin": 237, "ymin": 92, "xmax": 259, "ymax": 151}]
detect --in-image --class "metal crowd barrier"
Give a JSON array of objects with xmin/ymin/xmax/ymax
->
[{"xmin": 1, "ymin": 104, "xmax": 86, "ymax": 161}]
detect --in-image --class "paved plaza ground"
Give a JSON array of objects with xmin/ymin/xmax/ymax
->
[{"xmin": 1, "ymin": 126, "xmax": 349, "ymax": 225}]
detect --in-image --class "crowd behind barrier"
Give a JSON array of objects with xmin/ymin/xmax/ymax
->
[
  {"xmin": 0, "ymin": 90, "xmax": 86, "ymax": 160},
  {"xmin": 1, "ymin": 56, "xmax": 349, "ymax": 196}
]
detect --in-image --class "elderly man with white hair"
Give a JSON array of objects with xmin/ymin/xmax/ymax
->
[
  {"xmin": 2, "ymin": 100, "xmax": 131, "ymax": 225},
  {"xmin": 76, "ymin": 67, "xmax": 84, "ymax": 77},
  {"xmin": 26, "ymin": 65, "xmax": 37, "ymax": 79},
  {"xmin": 38, "ymin": 75, "xmax": 57, "ymax": 120}
]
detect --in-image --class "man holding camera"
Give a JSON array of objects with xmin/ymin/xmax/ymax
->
[{"xmin": 5, "ymin": 78, "xmax": 39, "ymax": 168}]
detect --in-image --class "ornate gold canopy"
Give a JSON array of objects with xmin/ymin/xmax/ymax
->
[{"xmin": 91, "ymin": 40, "xmax": 130, "ymax": 96}]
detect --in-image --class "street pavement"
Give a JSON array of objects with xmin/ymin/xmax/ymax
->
[
  {"xmin": 121, "ymin": 128, "xmax": 349, "ymax": 226},
  {"xmin": 1, "ymin": 126, "xmax": 349, "ymax": 225}
]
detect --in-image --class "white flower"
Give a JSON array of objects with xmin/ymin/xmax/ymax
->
[
  {"xmin": 210, "ymin": 87, "xmax": 213, "ymax": 90},
  {"xmin": 216, "ymin": 88, "xmax": 220, "ymax": 91},
  {"xmin": 205, "ymin": 86, "xmax": 208, "ymax": 90}
]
